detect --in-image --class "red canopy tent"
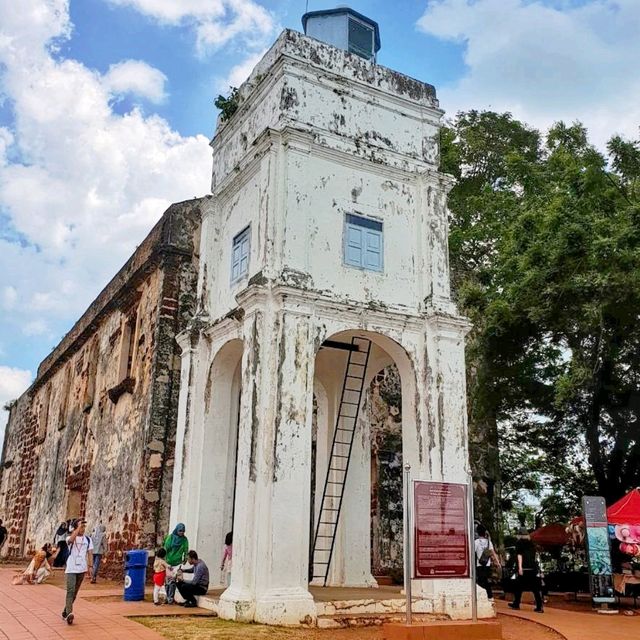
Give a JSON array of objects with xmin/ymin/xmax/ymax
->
[
  {"xmin": 530, "ymin": 523, "xmax": 570, "ymax": 548},
  {"xmin": 607, "ymin": 488, "xmax": 640, "ymax": 525},
  {"xmin": 570, "ymin": 488, "xmax": 640, "ymax": 526}
]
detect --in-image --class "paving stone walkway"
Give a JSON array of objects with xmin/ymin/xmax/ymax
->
[
  {"xmin": 495, "ymin": 599, "xmax": 640, "ymax": 640},
  {"xmin": 0, "ymin": 567, "xmax": 209, "ymax": 639}
]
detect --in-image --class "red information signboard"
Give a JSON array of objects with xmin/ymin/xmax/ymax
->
[{"xmin": 413, "ymin": 481, "xmax": 470, "ymax": 579}]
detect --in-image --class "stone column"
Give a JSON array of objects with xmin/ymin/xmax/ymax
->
[
  {"xmin": 217, "ymin": 309, "xmax": 264, "ymax": 622},
  {"xmin": 169, "ymin": 328, "xmax": 208, "ymax": 539},
  {"xmin": 253, "ymin": 307, "xmax": 316, "ymax": 625},
  {"xmin": 218, "ymin": 297, "xmax": 317, "ymax": 625},
  {"xmin": 406, "ymin": 313, "xmax": 493, "ymax": 619}
]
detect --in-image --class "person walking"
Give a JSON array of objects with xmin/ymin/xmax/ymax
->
[
  {"xmin": 52, "ymin": 521, "xmax": 69, "ymax": 568},
  {"xmin": 62, "ymin": 518, "xmax": 93, "ymax": 625},
  {"xmin": 90, "ymin": 523, "xmax": 108, "ymax": 583},
  {"xmin": 0, "ymin": 518, "xmax": 8, "ymax": 554},
  {"xmin": 508, "ymin": 527, "xmax": 543, "ymax": 613},
  {"xmin": 475, "ymin": 524, "xmax": 500, "ymax": 600},
  {"xmin": 176, "ymin": 550, "xmax": 209, "ymax": 608},
  {"xmin": 163, "ymin": 523, "xmax": 188, "ymax": 604}
]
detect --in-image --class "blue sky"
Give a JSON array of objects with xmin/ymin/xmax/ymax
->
[{"xmin": 0, "ymin": 0, "xmax": 639, "ymax": 429}]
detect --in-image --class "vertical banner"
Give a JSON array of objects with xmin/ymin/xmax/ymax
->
[
  {"xmin": 413, "ymin": 481, "xmax": 470, "ymax": 579},
  {"xmin": 582, "ymin": 496, "xmax": 615, "ymax": 604}
]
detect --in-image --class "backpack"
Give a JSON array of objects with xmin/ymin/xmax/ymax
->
[{"xmin": 478, "ymin": 540, "xmax": 492, "ymax": 566}]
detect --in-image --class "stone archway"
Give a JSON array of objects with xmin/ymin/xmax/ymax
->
[
  {"xmin": 312, "ymin": 330, "xmax": 416, "ymax": 588},
  {"xmin": 197, "ymin": 338, "xmax": 243, "ymax": 582}
]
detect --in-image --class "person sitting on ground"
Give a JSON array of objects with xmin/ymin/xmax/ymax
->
[
  {"xmin": 508, "ymin": 527, "xmax": 544, "ymax": 613},
  {"xmin": 13, "ymin": 543, "xmax": 58, "ymax": 585},
  {"xmin": 475, "ymin": 524, "xmax": 500, "ymax": 600},
  {"xmin": 176, "ymin": 550, "xmax": 209, "ymax": 608},
  {"xmin": 163, "ymin": 523, "xmax": 188, "ymax": 604},
  {"xmin": 153, "ymin": 547, "xmax": 169, "ymax": 605}
]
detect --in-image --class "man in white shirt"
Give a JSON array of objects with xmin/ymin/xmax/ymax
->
[
  {"xmin": 62, "ymin": 518, "xmax": 93, "ymax": 625},
  {"xmin": 475, "ymin": 524, "xmax": 500, "ymax": 600}
]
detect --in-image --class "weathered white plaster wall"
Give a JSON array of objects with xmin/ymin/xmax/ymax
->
[{"xmin": 169, "ymin": 28, "xmax": 491, "ymax": 626}]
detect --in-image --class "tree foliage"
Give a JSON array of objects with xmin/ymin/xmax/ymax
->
[{"xmin": 444, "ymin": 111, "xmax": 640, "ymax": 525}]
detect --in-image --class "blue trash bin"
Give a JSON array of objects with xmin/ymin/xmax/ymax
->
[{"xmin": 124, "ymin": 549, "xmax": 149, "ymax": 601}]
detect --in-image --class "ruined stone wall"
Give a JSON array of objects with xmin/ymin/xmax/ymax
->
[
  {"xmin": 0, "ymin": 395, "xmax": 38, "ymax": 556},
  {"xmin": 0, "ymin": 200, "xmax": 202, "ymax": 573},
  {"xmin": 369, "ymin": 365, "xmax": 403, "ymax": 578}
]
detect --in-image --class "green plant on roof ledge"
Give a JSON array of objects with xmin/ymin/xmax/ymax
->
[{"xmin": 215, "ymin": 87, "xmax": 240, "ymax": 123}]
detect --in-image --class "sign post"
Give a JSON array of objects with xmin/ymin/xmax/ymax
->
[
  {"xmin": 467, "ymin": 474, "xmax": 478, "ymax": 622},
  {"xmin": 403, "ymin": 463, "xmax": 412, "ymax": 625},
  {"xmin": 582, "ymin": 496, "xmax": 615, "ymax": 606},
  {"xmin": 413, "ymin": 481, "xmax": 470, "ymax": 580}
]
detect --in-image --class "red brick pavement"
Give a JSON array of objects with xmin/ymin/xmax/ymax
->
[
  {"xmin": 0, "ymin": 568, "xmax": 202, "ymax": 639},
  {"xmin": 496, "ymin": 599, "xmax": 640, "ymax": 640}
]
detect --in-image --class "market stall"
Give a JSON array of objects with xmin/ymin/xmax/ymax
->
[{"xmin": 569, "ymin": 488, "xmax": 640, "ymax": 604}]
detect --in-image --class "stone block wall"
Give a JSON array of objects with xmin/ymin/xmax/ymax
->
[{"xmin": 0, "ymin": 199, "xmax": 202, "ymax": 578}]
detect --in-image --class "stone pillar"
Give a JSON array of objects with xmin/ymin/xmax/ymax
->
[
  {"xmin": 217, "ymin": 310, "xmax": 263, "ymax": 622},
  {"xmin": 406, "ymin": 312, "xmax": 493, "ymax": 619},
  {"xmin": 254, "ymin": 307, "xmax": 316, "ymax": 625},
  {"xmin": 169, "ymin": 329, "xmax": 207, "ymax": 539},
  {"xmin": 219, "ymin": 297, "xmax": 317, "ymax": 625}
]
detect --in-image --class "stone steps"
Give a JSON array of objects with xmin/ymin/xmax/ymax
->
[{"xmin": 318, "ymin": 612, "xmax": 445, "ymax": 629}]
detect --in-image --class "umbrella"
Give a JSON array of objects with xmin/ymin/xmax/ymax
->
[{"xmin": 530, "ymin": 523, "xmax": 570, "ymax": 548}]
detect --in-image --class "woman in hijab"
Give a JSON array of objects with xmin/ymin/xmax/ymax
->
[
  {"xmin": 163, "ymin": 523, "xmax": 188, "ymax": 604},
  {"xmin": 52, "ymin": 521, "xmax": 69, "ymax": 568},
  {"xmin": 90, "ymin": 523, "xmax": 108, "ymax": 583}
]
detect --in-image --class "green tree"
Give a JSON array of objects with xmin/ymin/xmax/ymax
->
[
  {"xmin": 441, "ymin": 111, "xmax": 544, "ymax": 541},
  {"xmin": 444, "ymin": 112, "xmax": 640, "ymax": 534}
]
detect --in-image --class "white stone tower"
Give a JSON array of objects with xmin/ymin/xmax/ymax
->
[{"xmin": 170, "ymin": 12, "xmax": 488, "ymax": 627}]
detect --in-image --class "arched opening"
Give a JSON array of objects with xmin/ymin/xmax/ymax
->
[
  {"xmin": 199, "ymin": 338, "xmax": 243, "ymax": 585},
  {"xmin": 311, "ymin": 330, "xmax": 416, "ymax": 588},
  {"xmin": 369, "ymin": 365, "xmax": 404, "ymax": 584}
]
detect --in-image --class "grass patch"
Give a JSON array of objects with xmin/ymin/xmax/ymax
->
[{"xmin": 136, "ymin": 616, "xmax": 325, "ymax": 640}]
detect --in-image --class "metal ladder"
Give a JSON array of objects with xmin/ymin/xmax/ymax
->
[{"xmin": 311, "ymin": 336, "xmax": 372, "ymax": 585}]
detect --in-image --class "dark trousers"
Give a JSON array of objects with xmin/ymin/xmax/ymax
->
[
  {"xmin": 64, "ymin": 572, "xmax": 85, "ymax": 615},
  {"xmin": 176, "ymin": 581, "xmax": 207, "ymax": 605},
  {"xmin": 476, "ymin": 565, "xmax": 493, "ymax": 599},
  {"xmin": 512, "ymin": 570, "xmax": 543, "ymax": 609}
]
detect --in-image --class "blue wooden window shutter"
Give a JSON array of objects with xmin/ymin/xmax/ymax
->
[
  {"xmin": 344, "ymin": 214, "xmax": 383, "ymax": 271},
  {"xmin": 231, "ymin": 226, "xmax": 250, "ymax": 283}
]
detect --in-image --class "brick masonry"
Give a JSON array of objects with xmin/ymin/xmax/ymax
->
[{"xmin": 0, "ymin": 198, "xmax": 203, "ymax": 578}]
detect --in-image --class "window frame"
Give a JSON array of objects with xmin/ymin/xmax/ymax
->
[
  {"xmin": 343, "ymin": 213, "xmax": 384, "ymax": 273},
  {"xmin": 230, "ymin": 225, "xmax": 251, "ymax": 285},
  {"xmin": 347, "ymin": 17, "xmax": 375, "ymax": 60}
]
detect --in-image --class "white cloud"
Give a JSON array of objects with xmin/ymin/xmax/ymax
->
[
  {"xmin": 0, "ymin": 365, "xmax": 32, "ymax": 439},
  {"xmin": 107, "ymin": 0, "xmax": 276, "ymax": 55},
  {"xmin": 103, "ymin": 59, "xmax": 168, "ymax": 103},
  {"xmin": 0, "ymin": 1, "xmax": 211, "ymax": 361},
  {"xmin": 1, "ymin": 286, "xmax": 17, "ymax": 310},
  {"xmin": 216, "ymin": 49, "xmax": 266, "ymax": 93},
  {"xmin": 23, "ymin": 320, "xmax": 49, "ymax": 337},
  {"xmin": 417, "ymin": 0, "xmax": 640, "ymax": 148}
]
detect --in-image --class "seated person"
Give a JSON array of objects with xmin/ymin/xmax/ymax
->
[
  {"xmin": 176, "ymin": 550, "xmax": 209, "ymax": 608},
  {"xmin": 13, "ymin": 543, "xmax": 57, "ymax": 585}
]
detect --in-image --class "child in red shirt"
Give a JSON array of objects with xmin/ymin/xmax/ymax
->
[{"xmin": 153, "ymin": 547, "xmax": 169, "ymax": 605}]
